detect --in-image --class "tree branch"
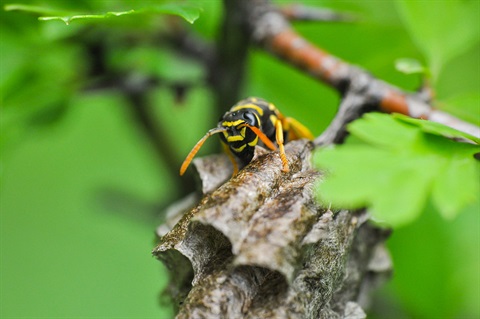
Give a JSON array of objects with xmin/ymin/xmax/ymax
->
[{"xmin": 247, "ymin": 0, "xmax": 480, "ymax": 139}]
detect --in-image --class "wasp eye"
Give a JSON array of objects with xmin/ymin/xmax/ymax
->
[{"xmin": 242, "ymin": 112, "xmax": 257, "ymax": 126}]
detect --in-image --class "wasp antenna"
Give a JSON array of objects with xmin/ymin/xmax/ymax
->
[
  {"xmin": 241, "ymin": 124, "xmax": 277, "ymax": 151},
  {"xmin": 180, "ymin": 127, "xmax": 227, "ymax": 176}
]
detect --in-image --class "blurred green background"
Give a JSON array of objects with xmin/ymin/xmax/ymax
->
[{"xmin": 1, "ymin": 1, "xmax": 478, "ymax": 318}]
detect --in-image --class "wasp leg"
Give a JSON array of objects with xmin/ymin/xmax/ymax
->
[
  {"xmin": 241, "ymin": 124, "xmax": 277, "ymax": 151},
  {"xmin": 283, "ymin": 117, "xmax": 314, "ymax": 141},
  {"xmin": 222, "ymin": 142, "xmax": 239, "ymax": 176},
  {"xmin": 275, "ymin": 120, "xmax": 290, "ymax": 172}
]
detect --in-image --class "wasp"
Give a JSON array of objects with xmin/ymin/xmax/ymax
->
[{"xmin": 180, "ymin": 97, "xmax": 314, "ymax": 176}]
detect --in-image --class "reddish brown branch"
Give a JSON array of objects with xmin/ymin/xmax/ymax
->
[{"xmin": 248, "ymin": 1, "xmax": 480, "ymax": 139}]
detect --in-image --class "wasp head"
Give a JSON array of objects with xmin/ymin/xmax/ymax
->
[{"xmin": 220, "ymin": 110, "xmax": 259, "ymax": 129}]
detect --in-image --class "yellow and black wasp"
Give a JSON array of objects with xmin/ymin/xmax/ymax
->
[{"xmin": 180, "ymin": 97, "xmax": 314, "ymax": 176}]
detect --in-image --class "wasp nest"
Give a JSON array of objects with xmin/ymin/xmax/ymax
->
[{"xmin": 153, "ymin": 140, "xmax": 391, "ymax": 319}]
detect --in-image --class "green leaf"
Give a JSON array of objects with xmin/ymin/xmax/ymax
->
[
  {"xmin": 346, "ymin": 113, "xmax": 420, "ymax": 149},
  {"xmin": 314, "ymin": 113, "xmax": 480, "ymax": 227},
  {"xmin": 395, "ymin": 57, "xmax": 427, "ymax": 75},
  {"xmin": 151, "ymin": 3, "xmax": 202, "ymax": 24},
  {"xmin": 314, "ymin": 146, "xmax": 392, "ymax": 208},
  {"xmin": 369, "ymin": 158, "xmax": 435, "ymax": 226},
  {"xmin": 432, "ymin": 157, "xmax": 480, "ymax": 220},
  {"xmin": 396, "ymin": 0, "xmax": 480, "ymax": 81},
  {"xmin": 393, "ymin": 113, "xmax": 480, "ymax": 144},
  {"xmin": 4, "ymin": 4, "xmax": 69, "ymax": 16},
  {"xmin": 38, "ymin": 10, "xmax": 136, "ymax": 25},
  {"xmin": 4, "ymin": 3, "xmax": 202, "ymax": 25},
  {"xmin": 439, "ymin": 92, "xmax": 480, "ymax": 127}
]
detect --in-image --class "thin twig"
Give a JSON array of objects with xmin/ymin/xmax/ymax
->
[
  {"xmin": 162, "ymin": 18, "xmax": 216, "ymax": 71},
  {"xmin": 280, "ymin": 4, "xmax": 356, "ymax": 22},
  {"xmin": 212, "ymin": 0, "xmax": 252, "ymax": 112},
  {"xmin": 123, "ymin": 80, "xmax": 196, "ymax": 195}
]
